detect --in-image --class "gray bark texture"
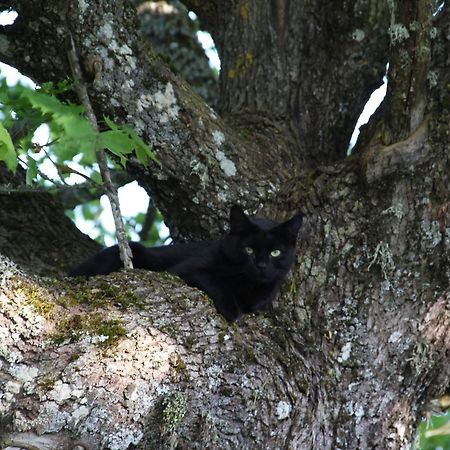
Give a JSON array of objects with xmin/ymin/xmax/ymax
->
[{"xmin": 0, "ymin": 1, "xmax": 449, "ymax": 449}]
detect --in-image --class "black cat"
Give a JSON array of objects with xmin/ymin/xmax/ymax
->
[{"xmin": 69, "ymin": 205, "xmax": 302, "ymax": 321}]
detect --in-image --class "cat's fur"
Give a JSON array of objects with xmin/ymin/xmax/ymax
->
[{"xmin": 69, "ymin": 205, "xmax": 302, "ymax": 321}]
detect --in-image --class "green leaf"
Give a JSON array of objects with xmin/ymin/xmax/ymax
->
[
  {"xmin": 25, "ymin": 89, "xmax": 83, "ymax": 117},
  {"xmin": 26, "ymin": 155, "xmax": 38, "ymax": 184},
  {"xmin": 0, "ymin": 81, "xmax": 158, "ymax": 197},
  {"xmin": 135, "ymin": 144, "xmax": 151, "ymax": 166},
  {"xmin": 103, "ymin": 116, "xmax": 158, "ymax": 165},
  {"xmin": 39, "ymin": 79, "xmax": 73, "ymax": 96},
  {"xmin": 90, "ymin": 170, "xmax": 103, "ymax": 184},
  {"xmin": 19, "ymin": 89, "xmax": 98, "ymax": 162},
  {"xmin": 81, "ymin": 200, "xmax": 101, "ymax": 221},
  {"xmin": 120, "ymin": 123, "xmax": 158, "ymax": 164},
  {"xmin": 414, "ymin": 412, "xmax": 450, "ymax": 450},
  {"xmin": 104, "ymin": 116, "xmax": 120, "ymax": 131},
  {"xmin": 98, "ymin": 130, "xmax": 136, "ymax": 156},
  {"xmin": 0, "ymin": 122, "xmax": 17, "ymax": 172}
]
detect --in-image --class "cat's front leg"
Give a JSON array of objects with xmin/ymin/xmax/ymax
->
[
  {"xmin": 211, "ymin": 294, "xmax": 241, "ymax": 322},
  {"xmin": 191, "ymin": 277, "xmax": 241, "ymax": 322},
  {"xmin": 174, "ymin": 270, "xmax": 241, "ymax": 321}
]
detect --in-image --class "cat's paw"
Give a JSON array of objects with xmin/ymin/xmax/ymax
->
[{"xmin": 214, "ymin": 297, "xmax": 241, "ymax": 322}]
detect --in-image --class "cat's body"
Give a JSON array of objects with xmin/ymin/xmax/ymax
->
[{"xmin": 69, "ymin": 206, "xmax": 302, "ymax": 321}]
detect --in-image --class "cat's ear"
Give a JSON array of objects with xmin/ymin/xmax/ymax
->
[
  {"xmin": 229, "ymin": 205, "xmax": 252, "ymax": 234},
  {"xmin": 276, "ymin": 211, "xmax": 303, "ymax": 242}
]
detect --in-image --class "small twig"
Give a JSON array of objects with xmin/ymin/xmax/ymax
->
[
  {"xmin": 38, "ymin": 137, "xmax": 60, "ymax": 148},
  {"xmin": 17, "ymin": 155, "xmax": 59, "ymax": 185},
  {"xmin": 56, "ymin": 163, "xmax": 99, "ymax": 184},
  {"xmin": 40, "ymin": 146, "xmax": 70, "ymax": 185},
  {"xmin": 55, "ymin": 170, "xmax": 133, "ymax": 210},
  {"xmin": 66, "ymin": 33, "xmax": 133, "ymax": 269},
  {"xmin": 35, "ymin": 138, "xmax": 99, "ymax": 186}
]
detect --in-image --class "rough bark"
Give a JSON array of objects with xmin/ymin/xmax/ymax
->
[
  {"xmin": 0, "ymin": 1, "xmax": 449, "ymax": 449},
  {"xmin": 186, "ymin": 0, "xmax": 390, "ymax": 165},
  {"xmin": 136, "ymin": 0, "xmax": 219, "ymax": 108},
  {"xmin": 0, "ymin": 165, "xmax": 100, "ymax": 276}
]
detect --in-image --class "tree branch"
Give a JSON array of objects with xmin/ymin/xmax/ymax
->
[
  {"xmin": 66, "ymin": 33, "xmax": 133, "ymax": 269},
  {"xmin": 362, "ymin": 116, "xmax": 430, "ymax": 183},
  {"xmin": 55, "ymin": 170, "xmax": 133, "ymax": 210},
  {"xmin": 138, "ymin": 201, "xmax": 158, "ymax": 242},
  {"xmin": 0, "ymin": 0, "xmax": 389, "ymax": 238}
]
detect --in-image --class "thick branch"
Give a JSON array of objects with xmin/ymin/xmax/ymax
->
[
  {"xmin": 0, "ymin": 0, "xmax": 389, "ymax": 235},
  {"xmin": 357, "ymin": 0, "xmax": 434, "ymax": 151},
  {"xmin": 1, "ymin": 0, "xmax": 301, "ymax": 239},
  {"xmin": 190, "ymin": 0, "xmax": 390, "ymax": 165},
  {"xmin": 1, "ymin": 147, "xmax": 449, "ymax": 448},
  {"xmin": 362, "ymin": 116, "xmax": 430, "ymax": 183}
]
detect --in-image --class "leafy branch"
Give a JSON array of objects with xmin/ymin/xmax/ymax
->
[
  {"xmin": 0, "ymin": 78, "xmax": 156, "ymax": 182},
  {"xmin": 0, "ymin": 60, "xmax": 158, "ymax": 265}
]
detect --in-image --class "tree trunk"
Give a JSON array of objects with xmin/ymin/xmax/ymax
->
[{"xmin": 0, "ymin": 1, "xmax": 449, "ymax": 449}]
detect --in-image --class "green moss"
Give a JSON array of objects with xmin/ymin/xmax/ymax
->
[
  {"xmin": 270, "ymin": 327, "xmax": 289, "ymax": 350},
  {"xmin": 218, "ymin": 331, "xmax": 226, "ymax": 345},
  {"xmin": 172, "ymin": 355, "xmax": 187, "ymax": 372},
  {"xmin": 244, "ymin": 346, "xmax": 257, "ymax": 363},
  {"xmin": 89, "ymin": 316, "xmax": 127, "ymax": 347},
  {"xmin": 39, "ymin": 376, "xmax": 57, "ymax": 391},
  {"xmin": 240, "ymin": 1, "xmax": 249, "ymax": 20},
  {"xmin": 19, "ymin": 284, "xmax": 55, "ymax": 319},
  {"xmin": 69, "ymin": 352, "xmax": 81, "ymax": 363},
  {"xmin": 184, "ymin": 335, "xmax": 195, "ymax": 350},
  {"xmin": 161, "ymin": 392, "xmax": 187, "ymax": 433},
  {"xmin": 161, "ymin": 323, "xmax": 178, "ymax": 338},
  {"xmin": 288, "ymin": 278, "xmax": 299, "ymax": 299},
  {"xmin": 169, "ymin": 354, "xmax": 190, "ymax": 382},
  {"xmin": 156, "ymin": 51, "xmax": 179, "ymax": 75},
  {"xmin": 51, "ymin": 312, "xmax": 127, "ymax": 349},
  {"xmin": 59, "ymin": 279, "xmax": 144, "ymax": 309},
  {"xmin": 227, "ymin": 52, "xmax": 254, "ymax": 79}
]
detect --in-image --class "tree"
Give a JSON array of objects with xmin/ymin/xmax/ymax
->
[{"xmin": 0, "ymin": 1, "xmax": 449, "ymax": 449}]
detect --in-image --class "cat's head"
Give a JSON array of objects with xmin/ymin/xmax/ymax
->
[{"xmin": 222, "ymin": 205, "xmax": 302, "ymax": 284}]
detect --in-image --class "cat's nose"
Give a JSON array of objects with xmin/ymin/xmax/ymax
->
[{"xmin": 256, "ymin": 260, "xmax": 267, "ymax": 269}]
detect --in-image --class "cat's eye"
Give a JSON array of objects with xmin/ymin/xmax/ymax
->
[
  {"xmin": 244, "ymin": 247, "xmax": 254, "ymax": 255},
  {"xmin": 270, "ymin": 249, "xmax": 282, "ymax": 258}
]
